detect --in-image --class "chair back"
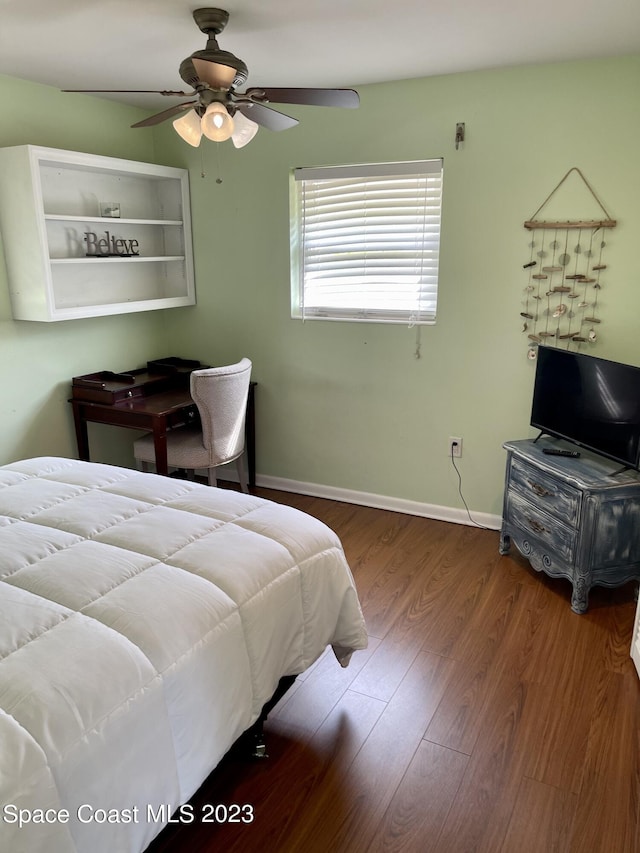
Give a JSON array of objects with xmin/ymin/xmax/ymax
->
[{"xmin": 190, "ymin": 359, "xmax": 252, "ymax": 466}]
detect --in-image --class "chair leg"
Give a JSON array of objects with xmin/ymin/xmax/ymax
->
[
  {"xmin": 237, "ymin": 453, "xmax": 249, "ymax": 494},
  {"xmin": 207, "ymin": 467, "xmax": 218, "ymax": 488},
  {"xmin": 140, "ymin": 461, "xmax": 150, "ymax": 473}
]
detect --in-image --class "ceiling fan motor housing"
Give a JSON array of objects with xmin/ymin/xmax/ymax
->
[
  {"xmin": 179, "ymin": 52, "xmax": 248, "ymax": 90},
  {"xmin": 181, "ymin": 8, "xmax": 249, "ymax": 91}
]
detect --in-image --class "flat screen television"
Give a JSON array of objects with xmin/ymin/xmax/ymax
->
[{"xmin": 530, "ymin": 345, "xmax": 640, "ymax": 470}]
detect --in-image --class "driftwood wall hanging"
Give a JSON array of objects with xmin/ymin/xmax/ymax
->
[{"xmin": 521, "ymin": 167, "xmax": 616, "ymax": 360}]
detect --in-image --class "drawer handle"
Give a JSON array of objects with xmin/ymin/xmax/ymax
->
[
  {"xmin": 529, "ymin": 480, "xmax": 552, "ymax": 497},
  {"xmin": 527, "ymin": 517, "xmax": 548, "ymax": 534}
]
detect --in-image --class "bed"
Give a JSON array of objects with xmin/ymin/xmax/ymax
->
[{"xmin": 0, "ymin": 457, "xmax": 367, "ymax": 853}]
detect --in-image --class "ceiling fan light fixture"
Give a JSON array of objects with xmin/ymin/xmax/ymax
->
[
  {"xmin": 201, "ymin": 102, "xmax": 235, "ymax": 142},
  {"xmin": 231, "ymin": 111, "xmax": 259, "ymax": 148},
  {"xmin": 172, "ymin": 109, "xmax": 203, "ymax": 147}
]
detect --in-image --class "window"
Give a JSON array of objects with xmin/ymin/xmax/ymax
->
[{"xmin": 290, "ymin": 159, "xmax": 443, "ymax": 325}]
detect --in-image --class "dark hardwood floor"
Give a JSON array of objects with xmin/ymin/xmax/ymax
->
[{"xmin": 147, "ymin": 488, "xmax": 640, "ymax": 853}]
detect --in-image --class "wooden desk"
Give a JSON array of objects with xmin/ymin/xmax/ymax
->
[{"xmin": 70, "ymin": 384, "xmax": 256, "ymax": 486}]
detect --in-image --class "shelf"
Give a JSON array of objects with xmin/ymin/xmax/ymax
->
[
  {"xmin": 50, "ymin": 256, "xmax": 186, "ymax": 264},
  {"xmin": 51, "ymin": 296, "xmax": 197, "ymax": 320},
  {"xmin": 44, "ymin": 214, "xmax": 183, "ymax": 226},
  {"xmin": 0, "ymin": 145, "xmax": 196, "ymax": 321}
]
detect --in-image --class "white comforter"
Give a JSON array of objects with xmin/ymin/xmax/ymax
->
[{"xmin": 0, "ymin": 458, "xmax": 367, "ymax": 853}]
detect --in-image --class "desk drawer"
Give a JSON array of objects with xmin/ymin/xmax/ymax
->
[
  {"xmin": 167, "ymin": 404, "xmax": 199, "ymax": 429},
  {"xmin": 509, "ymin": 457, "xmax": 580, "ymax": 525},
  {"xmin": 507, "ymin": 490, "xmax": 576, "ymax": 564}
]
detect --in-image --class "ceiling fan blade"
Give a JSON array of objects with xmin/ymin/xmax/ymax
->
[
  {"xmin": 63, "ymin": 89, "xmax": 193, "ymax": 97},
  {"xmin": 131, "ymin": 101, "xmax": 197, "ymax": 128},
  {"xmin": 245, "ymin": 87, "xmax": 360, "ymax": 109},
  {"xmin": 235, "ymin": 102, "xmax": 299, "ymax": 132}
]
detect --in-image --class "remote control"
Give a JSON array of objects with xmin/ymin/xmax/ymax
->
[{"xmin": 542, "ymin": 448, "xmax": 581, "ymax": 457}]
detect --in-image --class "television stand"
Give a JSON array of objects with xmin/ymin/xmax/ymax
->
[{"xmin": 500, "ymin": 438, "xmax": 640, "ymax": 613}]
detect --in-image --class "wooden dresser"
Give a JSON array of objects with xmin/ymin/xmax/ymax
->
[{"xmin": 500, "ymin": 438, "xmax": 640, "ymax": 613}]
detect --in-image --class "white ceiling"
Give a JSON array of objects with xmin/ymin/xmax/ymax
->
[{"xmin": 1, "ymin": 0, "xmax": 639, "ymax": 113}]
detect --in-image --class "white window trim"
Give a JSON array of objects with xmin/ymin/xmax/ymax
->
[{"xmin": 290, "ymin": 159, "xmax": 443, "ymax": 325}]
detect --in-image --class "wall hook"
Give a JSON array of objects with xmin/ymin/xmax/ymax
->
[{"xmin": 455, "ymin": 122, "xmax": 465, "ymax": 150}]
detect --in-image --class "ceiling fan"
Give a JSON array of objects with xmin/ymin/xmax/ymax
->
[{"xmin": 63, "ymin": 7, "xmax": 360, "ymax": 148}]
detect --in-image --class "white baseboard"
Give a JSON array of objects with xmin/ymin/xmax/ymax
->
[
  {"xmin": 173, "ymin": 464, "xmax": 501, "ymax": 530},
  {"xmin": 253, "ymin": 473, "xmax": 502, "ymax": 531}
]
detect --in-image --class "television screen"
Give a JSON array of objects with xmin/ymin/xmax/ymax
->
[{"xmin": 530, "ymin": 346, "xmax": 640, "ymax": 470}]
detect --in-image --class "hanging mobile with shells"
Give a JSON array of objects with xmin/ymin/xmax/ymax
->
[{"xmin": 520, "ymin": 167, "xmax": 616, "ymax": 359}]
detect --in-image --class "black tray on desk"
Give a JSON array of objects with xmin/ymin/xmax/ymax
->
[
  {"xmin": 72, "ymin": 358, "xmax": 206, "ymax": 405},
  {"xmin": 147, "ymin": 357, "xmax": 203, "ymax": 373}
]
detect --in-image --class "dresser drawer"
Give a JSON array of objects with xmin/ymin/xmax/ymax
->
[
  {"xmin": 507, "ymin": 490, "xmax": 577, "ymax": 563},
  {"xmin": 509, "ymin": 457, "xmax": 581, "ymax": 525}
]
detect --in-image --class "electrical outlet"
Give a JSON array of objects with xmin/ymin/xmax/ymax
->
[{"xmin": 448, "ymin": 436, "xmax": 463, "ymax": 458}]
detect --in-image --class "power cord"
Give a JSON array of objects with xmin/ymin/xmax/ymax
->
[{"xmin": 450, "ymin": 445, "xmax": 494, "ymax": 531}]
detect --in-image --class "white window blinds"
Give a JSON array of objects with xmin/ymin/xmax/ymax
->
[{"xmin": 291, "ymin": 159, "xmax": 443, "ymax": 324}]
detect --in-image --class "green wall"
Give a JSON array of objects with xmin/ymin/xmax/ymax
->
[
  {"xmin": 154, "ymin": 55, "xmax": 640, "ymax": 518},
  {"xmin": 0, "ymin": 75, "xmax": 176, "ymax": 467},
  {"xmin": 1, "ymin": 56, "xmax": 639, "ymax": 520}
]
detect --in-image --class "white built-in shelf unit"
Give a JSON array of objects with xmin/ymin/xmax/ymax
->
[{"xmin": 0, "ymin": 145, "xmax": 195, "ymax": 321}]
